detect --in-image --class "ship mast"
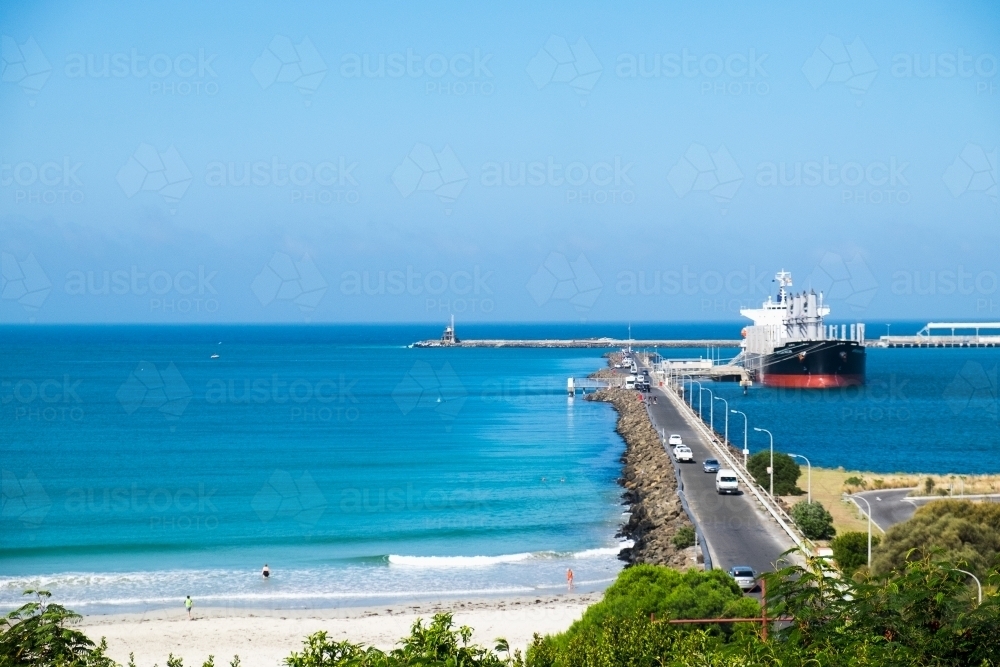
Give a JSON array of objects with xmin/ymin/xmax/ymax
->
[{"xmin": 775, "ymin": 270, "xmax": 792, "ymax": 305}]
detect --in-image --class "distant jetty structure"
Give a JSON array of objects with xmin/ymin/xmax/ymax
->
[
  {"xmin": 414, "ymin": 337, "xmax": 742, "ymax": 349},
  {"xmin": 872, "ymin": 322, "xmax": 1000, "ymax": 348},
  {"xmin": 414, "ymin": 318, "xmax": 741, "ymax": 348}
]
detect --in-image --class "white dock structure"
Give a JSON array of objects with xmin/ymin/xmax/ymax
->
[{"xmin": 872, "ymin": 322, "xmax": 1000, "ymax": 347}]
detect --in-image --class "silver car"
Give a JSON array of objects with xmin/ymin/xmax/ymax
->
[
  {"xmin": 728, "ymin": 566, "xmax": 757, "ymax": 591},
  {"xmin": 702, "ymin": 458, "xmax": 720, "ymax": 473}
]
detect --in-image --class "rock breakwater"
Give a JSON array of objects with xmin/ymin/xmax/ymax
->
[{"xmin": 586, "ymin": 387, "xmax": 693, "ymax": 568}]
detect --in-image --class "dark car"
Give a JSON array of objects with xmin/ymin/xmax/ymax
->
[{"xmin": 702, "ymin": 458, "xmax": 720, "ymax": 473}]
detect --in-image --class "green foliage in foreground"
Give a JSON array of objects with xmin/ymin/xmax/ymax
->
[
  {"xmin": 872, "ymin": 499, "xmax": 1000, "ymax": 578},
  {"xmin": 831, "ymin": 530, "xmax": 880, "ymax": 577},
  {"xmin": 283, "ymin": 614, "xmax": 518, "ymax": 667},
  {"xmin": 557, "ymin": 565, "xmax": 758, "ymax": 637},
  {"xmin": 746, "ymin": 451, "xmax": 801, "ymax": 495},
  {"xmin": 529, "ymin": 554, "xmax": 1000, "ymax": 667},
  {"xmin": 0, "ymin": 590, "xmax": 116, "ymax": 667},
  {"xmin": 790, "ymin": 500, "xmax": 836, "ymax": 540}
]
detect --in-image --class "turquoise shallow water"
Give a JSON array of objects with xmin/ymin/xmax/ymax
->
[{"xmin": 0, "ymin": 325, "xmax": 632, "ymax": 613}]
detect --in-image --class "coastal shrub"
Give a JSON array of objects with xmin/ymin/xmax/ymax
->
[
  {"xmin": 530, "ymin": 555, "xmax": 1000, "ymax": 666},
  {"xmin": 923, "ymin": 477, "xmax": 935, "ymax": 494},
  {"xmin": 531, "ymin": 564, "xmax": 759, "ymax": 662},
  {"xmin": 0, "ymin": 589, "xmax": 117, "ymax": 667},
  {"xmin": 844, "ymin": 475, "xmax": 865, "ymax": 488},
  {"xmin": 672, "ymin": 525, "xmax": 696, "ymax": 549},
  {"xmin": 746, "ymin": 451, "xmax": 801, "ymax": 495},
  {"xmin": 527, "ymin": 617, "xmax": 731, "ymax": 667},
  {"xmin": 791, "ymin": 501, "xmax": 835, "ymax": 540},
  {"xmin": 284, "ymin": 614, "xmax": 515, "ymax": 667},
  {"xmin": 872, "ymin": 500, "xmax": 1000, "ymax": 578},
  {"xmin": 761, "ymin": 553, "xmax": 1000, "ymax": 667},
  {"xmin": 831, "ymin": 531, "xmax": 880, "ymax": 577}
]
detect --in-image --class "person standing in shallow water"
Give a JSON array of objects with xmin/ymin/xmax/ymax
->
[
  {"xmin": 185, "ymin": 595, "xmax": 192, "ymax": 619},
  {"xmin": 262, "ymin": 564, "xmax": 270, "ymax": 579},
  {"xmin": 566, "ymin": 568, "xmax": 574, "ymax": 590}
]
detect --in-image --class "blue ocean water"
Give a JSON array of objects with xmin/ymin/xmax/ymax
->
[
  {"xmin": 0, "ymin": 325, "xmax": 642, "ymax": 612},
  {"xmin": 3, "ymin": 322, "xmax": 999, "ymax": 613},
  {"xmin": 660, "ymin": 325, "xmax": 1000, "ymax": 474}
]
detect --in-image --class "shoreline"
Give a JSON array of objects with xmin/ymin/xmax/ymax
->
[{"xmin": 78, "ymin": 592, "xmax": 600, "ymax": 667}]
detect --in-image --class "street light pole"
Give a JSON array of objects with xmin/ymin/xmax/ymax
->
[
  {"xmin": 788, "ymin": 453, "xmax": 811, "ymax": 504},
  {"xmin": 693, "ymin": 380, "xmax": 704, "ymax": 417},
  {"xmin": 754, "ymin": 427, "xmax": 774, "ymax": 497},
  {"xmin": 731, "ymin": 409, "xmax": 749, "ymax": 466},
  {"xmin": 953, "ymin": 569, "xmax": 983, "ymax": 605},
  {"xmin": 714, "ymin": 396, "xmax": 729, "ymax": 446},
  {"xmin": 704, "ymin": 387, "xmax": 714, "ymax": 432},
  {"xmin": 854, "ymin": 495, "xmax": 873, "ymax": 568}
]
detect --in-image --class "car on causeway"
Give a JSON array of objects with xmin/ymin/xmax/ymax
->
[
  {"xmin": 702, "ymin": 458, "xmax": 720, "ymax": 473},
  {"xmin": 667, "ymin": 434, "xmax": 683, "ymax": 446},
  {"xmin": 728, "ymin": 566, "xmax": 757, "ymax": 591},
  {"xmin": 673, "ymin": 445, "xmax": 693, "ymax": 462},
  {"xmin": 715, "ymin": 469, "xmax": 739, "ymax": 494}
]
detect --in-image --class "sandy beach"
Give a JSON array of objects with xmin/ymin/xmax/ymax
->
[{"xmin": 78, "ymin": 593, "xmax": 600, "ymax": 667}]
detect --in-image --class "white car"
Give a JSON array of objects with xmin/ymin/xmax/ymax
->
[
  {"xmin": 668, "ymin": 434, "xmax": 683, "ymax": 446},
  {"xmin": 715, "ymin": 469, "xmax": 739, "ymax": 494},
  {"xmin": 673, "ymin": 445, "xmax": 693, "ymax": 462},
  {"xmin": 728, "ymin": 566, "xmax": 757, "ymax": 591}
]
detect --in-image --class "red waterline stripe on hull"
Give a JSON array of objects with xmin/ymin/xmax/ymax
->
[{"xmin": 762, "ymin": 374, "xmax": 864, "ymax": 388}]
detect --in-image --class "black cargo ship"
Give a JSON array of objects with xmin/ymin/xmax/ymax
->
[{"xmin": 740, "ymin": 271, "xmax": 867, "ymax": 388}]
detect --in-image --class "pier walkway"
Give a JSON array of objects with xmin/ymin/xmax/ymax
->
[{"xmin": 638, "ymin": 362, "xmax": 797, "ymax": 576}]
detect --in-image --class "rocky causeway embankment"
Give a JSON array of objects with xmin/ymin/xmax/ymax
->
[{"xmin": 586, "ymin": 387, "xmax": 693, "ymax": 568}]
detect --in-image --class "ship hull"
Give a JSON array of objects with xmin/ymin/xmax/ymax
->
[{"xmin": 756, "ymin": 340, "xmax": 866, "ymax": 388}]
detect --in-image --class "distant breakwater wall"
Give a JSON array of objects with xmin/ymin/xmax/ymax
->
[{"xmin": 587, "ymin": 387, "xmax": 692, "ymax": 568}]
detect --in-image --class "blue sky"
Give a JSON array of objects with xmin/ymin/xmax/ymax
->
[{"xmin": 1, "ymin": 0, "xmax": 998, "ymax": 323}]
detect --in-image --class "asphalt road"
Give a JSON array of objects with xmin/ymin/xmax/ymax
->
[
  {"xmin": 852, "ymin": 489, "xmax": 1000, "ymax": 531},
  {"xmin": 643, "ymin": 381, "xmax": 795, "ymax": 578},
  {"xmin": 851, "ymin": 488, "xmax": 918, "ymax": 531}
]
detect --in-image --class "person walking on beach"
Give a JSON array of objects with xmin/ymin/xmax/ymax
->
[
  {"xmin": 185, "ymin": 595, "xmax": 192, "ymax": 620},
  {"xmin": 566, "ymin": 568, "xmax": 574, "ymax": 590},
  {"xmin": 262, "ymin": 564, "xmax": 270, "ymax": 579}
]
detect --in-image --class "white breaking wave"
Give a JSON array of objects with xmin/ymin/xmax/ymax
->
[
  {"xmin": 389, "ymin": 553, "xmax": 538, "ymax": 568},
  {"xmin": 388, "ymin": 543, "xmax": 630, "ymax": 568}
]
